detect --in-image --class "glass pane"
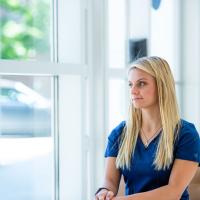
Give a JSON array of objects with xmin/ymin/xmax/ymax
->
[
  {"xmin": 59, "ymin": 75, "xmax": 82, "ymax": 199},
  {"xmin": 108, "ymin": 0, "xmax": 126, "ymax": 68},
  {"xmin": 0, "ymin": 75, "xmax": 54, "ymax": 200},
  {"xmin": 58, "ymin": 0, "xmax": 82, "ymax": 64},
  {"xmin": 109, "ymin": 79, "xmax": 126, "ymax": 133},
  {"xmin": 0, "ymin": 0, "xmax": 51, "ymax": 60}
]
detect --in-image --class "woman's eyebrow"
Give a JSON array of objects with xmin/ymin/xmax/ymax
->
[{"xmin": 128, "ymin": 78, "xmax": 148, "ymax": 82}]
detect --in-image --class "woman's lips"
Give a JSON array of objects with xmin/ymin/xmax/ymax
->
[{"xmin": 133, "ymin": 97, "xmax": 143, "ymax": 100}]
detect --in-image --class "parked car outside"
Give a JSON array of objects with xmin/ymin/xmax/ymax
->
[{"xmin": 0, "ymin": 79, "xmax": 51, "ymax": 137}]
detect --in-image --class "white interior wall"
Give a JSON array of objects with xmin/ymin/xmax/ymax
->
[
  {"xmin": 149, "ymin": 0, "xmax": 180, "ymax": 81},
  {"xmin": 129, "ymin": 0, "xmax": 150, "ymax": 40},
  {"xmin": 181, "ymin": 0, "xmax": 200, "ymax": 131}
]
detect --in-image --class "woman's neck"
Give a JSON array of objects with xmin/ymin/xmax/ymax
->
[{"xmin": 141, "ymin": 106, "xmax": 162, "ymax": 132}]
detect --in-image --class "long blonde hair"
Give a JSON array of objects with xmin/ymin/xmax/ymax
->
[{"xmin": 116, "ymin": 56, "xmax": 181, "ymax": 170}]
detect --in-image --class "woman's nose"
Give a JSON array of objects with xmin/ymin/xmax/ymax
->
[{"xmin": 131, "ymin": 85, "xmax": 139, "ymax": 94}]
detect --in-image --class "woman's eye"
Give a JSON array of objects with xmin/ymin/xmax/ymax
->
[
  {"xmin": 138, "ymin": 81, "xmax": 145, "ymax": 87},
  {"xmin": 128, "ymin": 81, "xmax": 146, "ymax": 88}
]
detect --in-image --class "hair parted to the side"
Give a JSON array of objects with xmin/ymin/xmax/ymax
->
[{"xmin": 116, "ymin": 56, "xmax": 181, "ymax": 170}]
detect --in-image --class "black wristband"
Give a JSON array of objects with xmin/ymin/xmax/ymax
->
[{"xmin": 95, "ymin": 187, "xmax": 109, "ymax": 195}]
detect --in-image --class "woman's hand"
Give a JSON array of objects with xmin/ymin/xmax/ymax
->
[{"xmin": 95, "ymin": 189, "xmax": 115, "ymax": 200}]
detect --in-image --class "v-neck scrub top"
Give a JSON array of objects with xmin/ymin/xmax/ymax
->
[{"xmin": 104, "ymin": 120, "xmax": 200, "ymax": 200}]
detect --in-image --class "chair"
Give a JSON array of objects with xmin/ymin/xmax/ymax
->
[{"xmin": 117, "ymin": 167, "xmax": 200, "ymax": 200}]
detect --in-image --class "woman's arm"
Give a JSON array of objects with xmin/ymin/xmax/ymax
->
[
  {"xmin": 113, "ymin": 159, "xmax": 199, "ymax": 200},
  {"xmin": 95, "ymin": 157, "xmax": 121, "ymax": 200}
]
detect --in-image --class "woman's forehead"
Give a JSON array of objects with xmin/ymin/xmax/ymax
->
[{"xmin": 128, "ymin": 68, "xmax": 154, "ymax": 81}]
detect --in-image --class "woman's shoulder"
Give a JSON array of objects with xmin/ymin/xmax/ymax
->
[
  {"xmin": 177, "ymin": 119, "xmax": 199, "ymax": 141},
  {"xmin": 108, "ymin": 121, "xmax": 126, "ymax": 141},
  {"xmin": 175, "ymin": 119, "xmax": 200, "ymax": 165},
  {"xmin": 104, "ymin": 121, "xmax": 126, "ymax": 157},
  {"xmin": 180, "ymin": 119, "xmax": 198, "ymax": 134},
  {"xmin": 113, "ymin": 121, "xmax": 126, "ymax": 132}
]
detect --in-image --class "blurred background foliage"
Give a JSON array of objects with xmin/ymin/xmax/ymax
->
[{"xmin": 0, "ymin": 0, "xmax": 50, "ymax": 60}]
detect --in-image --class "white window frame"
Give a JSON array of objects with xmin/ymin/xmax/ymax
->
[{"xmin": 0, "ymin": 0, "xmax": 87, "ymax": 200}]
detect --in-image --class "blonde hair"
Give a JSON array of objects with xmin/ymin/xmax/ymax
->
[{"xmin": 116, "ymin": 56, "xmax": 181, "ymax": 170}]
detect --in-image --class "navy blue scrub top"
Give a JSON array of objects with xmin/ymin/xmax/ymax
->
[{"xmin": 105, "ymin": 120, "xmax": 200, "ymax": 200}]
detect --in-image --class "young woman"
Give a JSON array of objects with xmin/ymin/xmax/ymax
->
[{"xmin": 95, "ymin": 56, "xmax": 200, "ymax": 200}]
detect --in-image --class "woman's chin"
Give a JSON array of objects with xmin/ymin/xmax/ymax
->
[{"xmin": 133, "ymin": 103, "xmax": 143, "ymax": 109}]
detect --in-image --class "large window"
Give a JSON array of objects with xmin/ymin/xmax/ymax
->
[
  {"xmin": 0, "ymin": 0, "xmax": 87, "ymax": 200},
  {"xmin": 0, "ymin": 1, "xmax": 54, "ymax": 200}
]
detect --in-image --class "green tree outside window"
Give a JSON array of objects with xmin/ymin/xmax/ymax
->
[{"xmin": 0, "ymin": 0, "xmax": 50, "ymax": 60}]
